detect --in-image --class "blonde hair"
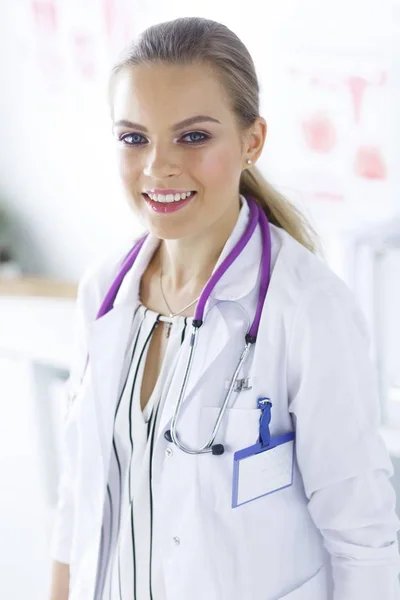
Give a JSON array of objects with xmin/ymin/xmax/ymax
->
[{"xmin": 109, "ymin": 17, "xmax": 317, "ymax": 253}]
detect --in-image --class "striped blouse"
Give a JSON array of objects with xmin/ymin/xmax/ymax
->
[{"xmin": 95, "ymin": 302, "xmax": 191, "ymax": 599}]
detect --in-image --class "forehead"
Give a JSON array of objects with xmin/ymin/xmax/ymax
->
[{"xmin": 112, "ymin": 62, "xmax": 234, "ymax": 127}]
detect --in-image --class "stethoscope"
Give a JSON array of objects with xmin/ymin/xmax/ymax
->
[{"xmin": 95, "ymin": 196, "xmax": 271, "ymax": 456}]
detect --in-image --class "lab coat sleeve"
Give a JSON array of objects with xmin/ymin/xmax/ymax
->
[
  {"xmin": 287, "ymin": 276, "xmax": 400, "ymax": 599},
  {"xmin": 49, "ymin": 245, "xmax": 135, "ymax": 564},
  {"xmin": 50, "ymin": 271, "xmax": 93, "ymax": 564}
]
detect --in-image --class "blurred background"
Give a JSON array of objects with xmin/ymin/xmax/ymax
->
[{"xmin": 0, "ymin": 0, "xmax": 400, "ymax": 597}]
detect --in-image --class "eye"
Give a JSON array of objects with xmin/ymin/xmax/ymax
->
[
  {"xmin": 180, "ymin": 131, "xmax": 210, "ymax": 144},
  {"xmin": 119, "ymin": 133, "xmax": 147, "ymax": 146}
]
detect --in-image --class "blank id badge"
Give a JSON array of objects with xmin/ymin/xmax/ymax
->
[{"xmin": 232, "ymin": 398, "xmax": 295, "ymax": 508}]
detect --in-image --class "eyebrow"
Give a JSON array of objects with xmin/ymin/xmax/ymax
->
[{"xmin": 113, "ymin": 115, "xmax": 221, "ymax": 133}]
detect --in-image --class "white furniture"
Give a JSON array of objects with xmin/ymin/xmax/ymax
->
[{"xmin": 0, "ymin": 281, "xmax": 77, "ymax": 508}]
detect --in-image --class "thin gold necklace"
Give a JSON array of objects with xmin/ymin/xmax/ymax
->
[{"xmin": 159, "ymin": 264, "xmax": 200, "ymax": 338}]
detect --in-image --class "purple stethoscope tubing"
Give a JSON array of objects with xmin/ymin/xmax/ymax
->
[
  {"xmin": 94, "ymin": 197, "xmax": 272, "ymax": 455},
  {"xmin": 96, "ymin": 234, "xmax": 148, "ymax": 319}
]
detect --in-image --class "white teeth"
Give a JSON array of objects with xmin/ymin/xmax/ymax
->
[{"xmin": 146, "ymin": 191, "xmax": 195, "ymax": 203}]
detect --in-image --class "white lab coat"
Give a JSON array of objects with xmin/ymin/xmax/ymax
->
[{"xmin": 52, "ymin": 197, "xmax": 400, "ymax": 600}]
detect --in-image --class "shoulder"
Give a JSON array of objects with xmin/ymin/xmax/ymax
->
[
  {"xmin": 270, "ymin": 224, "xmax": 341, "ymax": 293},
  {"xmin": 269, "ymin": 224, "xmax": 368, "ymax": 339},
  {"xmin": 76, "ymin": 240, "xmax": 140, "ymax": 323}
]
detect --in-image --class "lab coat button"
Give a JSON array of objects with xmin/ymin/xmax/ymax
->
[
  {"xmin": 173, "ymin": 536, "xmax": 180, "ymax": 546},
  {"xmin": 165, "ymin": 447, "xmax": 173, "ymax": 457}
]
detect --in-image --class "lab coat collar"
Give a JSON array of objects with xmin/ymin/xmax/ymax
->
[
  {"xmin": 113, "ymin": 194, "xmax": 261, "ymax": 309},
  {"xmin": 210, "ymin": 194, "xmax": 261, "ymax": 302}
]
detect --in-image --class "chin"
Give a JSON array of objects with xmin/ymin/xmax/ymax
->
[{"xmin": 147, "ymin": 222, "xmax": 194, "ymax": 241}]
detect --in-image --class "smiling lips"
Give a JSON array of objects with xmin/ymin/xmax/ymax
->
[
  {"xmin": 143, "ymin": 190, "xmax": 196, "ymax": 214},
  {"xmin": 145, "ymin": 190, "xmax": 196, "ymax": 203}
]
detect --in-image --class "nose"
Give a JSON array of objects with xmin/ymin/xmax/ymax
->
[{"xmin": 143, "ymin": 144, "xmax": 182, "ymax": 179}]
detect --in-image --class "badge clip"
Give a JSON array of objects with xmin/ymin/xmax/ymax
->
[{"xmin": 257, "ymin": 397, "xmax": 272, "ymax": 448}]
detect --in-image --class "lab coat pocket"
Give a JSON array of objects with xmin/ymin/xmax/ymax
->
[
  {"xmin": 200, "ymin": 406, "xmax": 260, "ymax": 454},
  {"xmin": 279, "ymin": 565, "xmax": 328, "ymax": 599},
  {"xmin": 198, "ymin": 407, "xmax": 260, "ymax": 509}
]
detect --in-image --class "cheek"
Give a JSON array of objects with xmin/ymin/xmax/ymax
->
[
  {"xmin": 117, "ymin": 152, "xmax": 139, "ymax": 184},
  {"xmin": 196, "ymin": 145, "xmax": 240, "ymax": 185}
]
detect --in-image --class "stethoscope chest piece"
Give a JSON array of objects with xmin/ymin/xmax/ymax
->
[
  {"xmin": 97, "ymin": 197, "xmax": 272, "ymax": 458},
  {"xmin": 164, "ymin": 429, "xmax": 226, "ymax": 455}
]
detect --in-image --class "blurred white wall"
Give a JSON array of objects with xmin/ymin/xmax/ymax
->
[
  {"xmin": 375, "ymin": 247, "xmax": 400, "ymax": 424},
  {"xmin": 0, "ymin": 1, "xmax": 139, "ymax": 281}
]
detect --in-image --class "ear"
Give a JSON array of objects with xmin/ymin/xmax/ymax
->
[{"xmin": 243, "ymin": 117, "xmax": 267, "ymax": 165}]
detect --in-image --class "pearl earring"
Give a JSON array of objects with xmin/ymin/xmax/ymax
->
[{"xmin": 246, "ymin": 159, "xmax": 252, "ymax": 165}]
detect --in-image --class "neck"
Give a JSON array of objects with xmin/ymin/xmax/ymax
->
[{"xmin": 158, "ymin": 199, "xmax": 241, "ymax": 293}]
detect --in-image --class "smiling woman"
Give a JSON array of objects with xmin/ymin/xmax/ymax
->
[
  {"xmin": 109, "ymin": 59, "xmax": 265, "ymax": 248},
  {"xmin": 49, "ymin": 16, "xmax": 400, "ymax": 600}
]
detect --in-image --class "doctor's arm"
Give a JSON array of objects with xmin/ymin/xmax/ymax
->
[{"xmin": 288, "ymin": 277, "xmax": 400, "ymax": 599}]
